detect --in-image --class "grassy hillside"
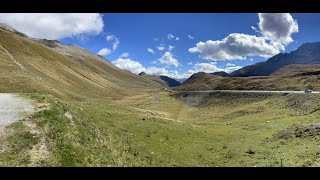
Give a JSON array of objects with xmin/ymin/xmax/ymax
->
[
  {"xmin": 176, "ymin": 72, "xmax": 320, "ymax": 91},
  {"xmin": 0, "ymin": 28, "xmax": 164, "ymax": 100},
  {"xmin": 271, "ymin": 64, "xmax": 320, "ymax": 77},
  {"xmin": 2, "ymin": 91, "xmax": 320, "ymax": 166},
  {"xmin": 2, "ymin": 25, "xmax": 320, "ymax": 167}
]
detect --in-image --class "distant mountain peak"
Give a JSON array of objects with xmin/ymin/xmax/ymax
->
[
  {"xmin": 159, "ymin": 76, "xmax": 181, "ymax": 87},
  {"xmin": 231, "ymin": 41, "xmax": 320, "ymax": 77},
  {"xmin": 139, "ymin": 72, "xmax": 147, "ymax": 76},
  {"xmin": 293, "ymin": 41, "xmax": 320, "ymax": 56}
]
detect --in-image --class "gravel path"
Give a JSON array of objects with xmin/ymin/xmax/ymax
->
[{"xmin": 0, "ymin": 93, "xmax": 34, "ymax": 126}]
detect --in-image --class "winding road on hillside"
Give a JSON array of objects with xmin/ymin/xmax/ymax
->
[{"xmin": 0, "ymin": 93, "xmax": 34, "ymax": 126}]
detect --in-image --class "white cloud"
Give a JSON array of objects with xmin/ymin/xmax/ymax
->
[
  {"xmin": 193, "ymin": 62, "xmax": 223, "ymax": 73},
  {"xmin": 120, "ymin": 52, "xmax": 129, "ymax": 58},
  {"xmin": 112, "ymin": 58, "xmax": 145, "ymax": 74},
  {"xmin": 0, "ymin": 13, "xmax": 104, "ymax": 40},
  {"xmin": 98, "ymin": 48, "xmax": 111, "ymax": 56},
  {"xmin": 158, "ymin": 51, "xmax": 180, "ymax": 67},
  {"xmin": 189, "ymin": 13, "xmax": 299, "ymax": 61},
  {"xmin": 168, "ymin": 46, "xmax": 175, "ymax": 51},
  {"xmin": 258, "ymin": 13, "xmax": 299, "ymax": 49},
  {"xmin": 112, "ymin": 58, "xmax": 241, "ymax": 80},
  {"xmin": 157, "ymin": 44, "xmax": 166, "ymax": 51},
  {"xmin": 167, "ymin": 62, "xmax": 242, "ymax": 79},
  {"xmin": 187, "ymin": 62, "xmax": 193, "ymax": 65},
  {"xmin": 153, "ymin": 38, "xmax": 159, "ymax": 41},
  {"xmin": 111, "ymin": 58, "xmax": 169, "ymax": 76},
  {"xmin": 168, "ymin": 34, "xmax": 175, "ymax": 40},
  {"xmin": 226, "ymin": 63, "xmax": 236, "ymax": 67},
  {"xmin": 144, "ymin": 67, "xmax": 169, "ymax": 75},
  {"xmin": 189, "ymin": 33, "xmax": 280, "ymax": 61},
  {"xmin": 188, "ymin": 35, "xmax": 194, "ymax": 40},
  {"xmin": 106, "ymin": 35, "xmax": 120, "ymax": 50},
  {"xmin": 147, "ymin": 48, "xmax": 155, "ymax": 54},
  {"xmin": 251, "ymin": 26, "xmax": 260, "ymax": 34},
  {"xmin": 175, "ymin": 37, "xmax": 179, "ymax": 40}
]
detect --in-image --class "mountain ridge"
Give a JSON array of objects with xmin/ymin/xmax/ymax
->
[
  {"xmin": 138, "ymin": 72, "xmax": 181, "ymax": 87},
  {"xmin": 231, "ymin": 42, "xmax": 320, "ymax": 77},
  {"xmin": 0, "ymin": 23, "xmax": 166, "ymax": 100}
]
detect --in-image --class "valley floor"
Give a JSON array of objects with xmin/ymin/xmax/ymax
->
[{"xmin": 1, "ymin": 90, "xmax": 320, "ymax": 166}]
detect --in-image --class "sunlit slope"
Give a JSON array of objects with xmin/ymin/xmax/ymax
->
[{"xmin": 0, "ymin": 27, "xmax": 163, "ymax": 100}]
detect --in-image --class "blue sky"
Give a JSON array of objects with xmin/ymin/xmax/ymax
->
[{"xmin": 1, "ymin": 13, "xmax": 320, "ymax": 79}]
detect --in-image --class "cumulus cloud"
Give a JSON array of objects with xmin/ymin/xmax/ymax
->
[
  {"xmin": 144, "ymin": 67, "xmax": 168, "ymax": 75},
  {"xmin": 157, "ymin": 44, "xmax": 166, "ymax": 51},
  {"xmin": 194, "ymin": 62, "xmax": 223, "ymax": 72},
  {"xmin": 189, "ymin": 13, "xmax": 299, "ymax": 61},
  {"xmin": 168, "ymin": 46, "xmax": 175, "ymax": 51},
  {"xmin": 98, "ymin": 48, "xmax": 112, "ymax": 56},
  {"xmin": 106, "ymin": 35, "xmax": 120, "ymax": 50},
  {"xmin": 158, "ymin": 51, "xmax": 180, "ymax": 67},
  {"xmin": 112, "ymin": 58, "xmax": 241, "ymax": 80},
  {"xmin": 169, "ymin": 62, "xmax": 242, "ymax": 79},
  {"xmin": 188, "ymin": 35, "xmax": 195, "ymax": 40},
  {"xmin": 176, "ymin": 37, "xmax": 179, "ymax": 40},
  {"xmin": 189, "ymin": 33, "xmax": 280, "ymax": 61},
  {"xmin": 147, "ymin": 48, "xmax": 155, "ymax": 54},
  {"xmin": 112, "ymin": 58, "xmax": 145, "ymax": 74},
  {"xmin": 120, "ymin": 52, "xmax": 129, "ymax": 58},
  {"xmin": 111, "ymin": 58, "xmax": 168, "ymax": 75},
  {"xmin": 0, "ymin": 13, "xmax": 104, "ymax": 40},
  {"xmin": 258, "ymin": 13, "xmax": 299, "ymax": 49}
]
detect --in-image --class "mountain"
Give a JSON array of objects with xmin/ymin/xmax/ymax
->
[
  {"xmin": 271, "ymin": 64, "xmax": 320, "ymax": 77},
  {"xmin": 0, "ymin": 24, "xmax": 164, "ymax": 100},
  {"xmin": 159, "ymin": 76, "xmax": 181, "ymax": 87},
  {"xmin": 231, "ymin": 42, "xmax": 320, "ymax": 77},
  {"xmin": 211, "ymin": 71, "xmax": 230, "ymax": 77},
  {"xmin": 138, "ymin": 72, "xmax": 181, "ymax": 87},
  {"xmin": 176, "ymin": 71, "xmax": 320, "ymax": 91},
  {"xmin": 176, "ymin": 72, "xmax": 223, "ymax": 91}
]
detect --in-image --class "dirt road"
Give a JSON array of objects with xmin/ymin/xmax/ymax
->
[{"xmin": 0, "ymin": 93, "xmax": 34, "ymax": 126}]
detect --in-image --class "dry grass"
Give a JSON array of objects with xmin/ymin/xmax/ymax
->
[{"xmin": 176, "ymin": 72, "xmax": 320, "ymax": 91}]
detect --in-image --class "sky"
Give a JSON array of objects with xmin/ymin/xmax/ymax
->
[{"xmin": 1, "ymin": 13, "xmax": 320, "ymax": 79}]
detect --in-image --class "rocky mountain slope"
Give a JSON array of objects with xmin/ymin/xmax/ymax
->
[{"xmin": 231, "ymin": 42, "xmax": 320, "ymax": 77}]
